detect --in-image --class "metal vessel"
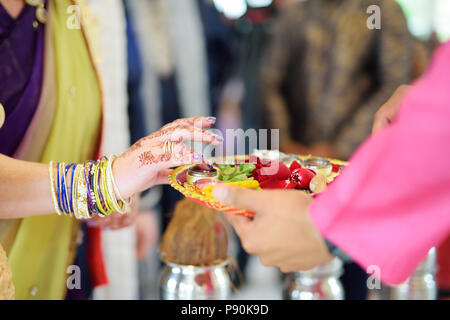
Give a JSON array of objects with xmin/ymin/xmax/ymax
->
[
  {"xmin": 159, "ymin": 259, "xmax": 232, "ymax": 300},
  {"xmin": 186, "ymin": 165, "xmax": 219, "ymax": 185},
  {"xmin": 283, "ymin": 258, "xmax": 345, "ymax": 300},
  {"xmin": 302, "ymin": 157, "xmax": 333, "ymax": 177},
  {"xmin": 375, "ymin": 248, "xmax": 438, "ymax": 300}
]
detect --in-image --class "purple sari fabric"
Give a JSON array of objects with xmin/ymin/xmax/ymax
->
[{"xmin": 0, "ymin": 4, "xmax": 45, "ymax": 156}]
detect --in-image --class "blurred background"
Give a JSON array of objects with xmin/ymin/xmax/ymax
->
[{"xmin": 73, "ymin": 0, "xmax": 450, "ymax": 300}]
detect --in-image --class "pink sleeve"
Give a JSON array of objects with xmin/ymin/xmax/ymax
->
[{"xmin": 310, "ymin": 42, "xmax": 450, "ymax": 285}]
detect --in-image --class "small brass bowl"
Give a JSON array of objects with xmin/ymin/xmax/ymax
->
[
  {"xmin": 186, "ymin": 166, "xmax": 219, "ymax": 185},
  {"xmin": 303, "ymin": 158, "xmax": 333, "ymax": 177}
]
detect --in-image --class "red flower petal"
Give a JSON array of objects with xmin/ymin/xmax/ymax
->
[
  {"xmin": 260, "ymin": 179, "xmax": 297, "ymax": 190},
  {"xmin": 284, "ymin": 180, "xmax": 297, "ymax": 189},
  {"xmin": 260, "ymin": 161, "xmax": 291, "ymax": 181},
  {"xmin": 248, "ymin": 154, "xmax": 259, "ymax": 166},
  {"xmin": 289, "ymin": 161, "xmax": 302, "ymax": 172}
]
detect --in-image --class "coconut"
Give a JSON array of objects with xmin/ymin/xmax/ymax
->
[{"xmin": 160, "ymin": 199, "xmax": 228, "ymax": 266}]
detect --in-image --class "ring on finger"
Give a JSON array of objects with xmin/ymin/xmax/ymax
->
[{"xmin": 163, "ymin": 140, "xmax": 175, "ymax": 154}]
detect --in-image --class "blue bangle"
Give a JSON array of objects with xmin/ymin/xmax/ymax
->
[
  {"xmin": 325, "ymin": 240, "xmax": 352, "ymax": 263},
  {"xmin": 69, "ymin": 164, "xmax": 77, "ymax": 213},
  {"xmin": 65, "ymin": 163, "xmax": 77, "ymax": 214},
  {"xmin": 61, "ymin": 163, "xmax": 69, "ymax": 215}
]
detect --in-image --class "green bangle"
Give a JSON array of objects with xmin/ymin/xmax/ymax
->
[{"xmin": 325, "ymin": 240, "xmax": 352, "ymax": 263}]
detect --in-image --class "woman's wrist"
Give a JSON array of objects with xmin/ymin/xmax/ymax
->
[{"xmin": 112, "ymin": 154, "xmax": 138, "ymax": 200}]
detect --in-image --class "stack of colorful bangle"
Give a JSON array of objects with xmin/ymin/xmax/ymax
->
[{"xmin": 49, "ymin": 155, "xmax": 131, "ymax": 219}]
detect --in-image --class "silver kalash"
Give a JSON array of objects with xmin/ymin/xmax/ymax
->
[
  {"xmin": 283, "ymin": 258, "xmax": 345, "ymax": 300},
  {"xmin": 368, "ymin": 248, "xmax": 437, "ymax": 300},
  {"xmin": 159, "ymin": 259, "xmax": 233, "ymax": 300}
]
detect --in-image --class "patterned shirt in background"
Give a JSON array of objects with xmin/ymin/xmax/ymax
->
[{"xmin": 262, "ymin": 0, "xmax": 412, "ymax": 159}]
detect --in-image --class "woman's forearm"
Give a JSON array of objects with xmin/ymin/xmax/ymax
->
[
  {"xmin": 0, "ymin": 116, "xmax": 219, "ymax": 220},
  {"xmin": 0, "ymin": 154, "xmax": 55, "ymax": 219}
]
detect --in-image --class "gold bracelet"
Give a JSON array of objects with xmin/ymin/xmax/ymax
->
[
  {"xmin": 107, "ymin": 155, "xmax": 131, "ymax": 214},
  {"xmin": 92, "ymin": 160, "xmax": 109, "ymax": 216},
  {"xmin": 100, "ymin": 160, "xmax": 116, "ymax": 213},
  {"xmin": 76, "ymin": 165, "xmax": 91, "ymax": 220},
  {"xmin": 71, "ymin": 165, "xmax": 82, "ymax": 220}
]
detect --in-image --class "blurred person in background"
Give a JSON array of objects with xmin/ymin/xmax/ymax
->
[
  {"xmin": 262, "ymin": 0, "xmax": 412, "ymax": 160},
  {"xmin": 261, "ymin": 0, "xmax": 412, "ymax": 300},
  {"xmin": 126, "ymin": 0, "xmax": 230, "ymax": 298},
  {"xmin": 127, "ymin": 0, "xmax": 211, "ymax": 226},
  {"xmin": 216, "ymin": 0, "xmax": 297, "ymax": 282},
  {"xmin": 83, "ymin": 0, "xmax": 157, "ymax": 301},
  {"xmin": 64, "ymin": 0, "xmax": 136, "ymax": 300},
  {"xmin": 222, "ymin": 0, "xmax": 296, "ymax": 132},
  {"xmin": 198, "ymin": 0, "xmax": 235, "ymax": 117}
]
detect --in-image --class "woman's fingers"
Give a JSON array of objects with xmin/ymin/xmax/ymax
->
[
  {"xmin": 155, "ymin": 169, "xmax": 172, "ymax": 185},
  {"xmin": 224, "ymin": 213, "xmax": 253, "ymax": 243},
  {"xmin": 147, "ymin": 120, "xmax": 221, "ymax": 146},
  {"xmin": 161, "ymin": 116, "xmax": 216, "ymax": 131},
  {"xmin": 165, "ymin": 126, "xmax": 222, "ymax": 145},
  {"xmin": 166, "ymin": 143, "xmax": 203, "ymax": 168},
  {"xmin": 213, "ymin": 185, "xmax": 265, "ymax": 214}
]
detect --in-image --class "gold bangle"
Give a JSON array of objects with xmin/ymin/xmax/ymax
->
[
  {"xmin": 107, "ymin": 155, "xmax": 131, "ymax": 213},
  {"xmin": 105, "ymin": 160, "xmax": 125, "ymax": 214},
  {"xmin": 99, "ymin": 158, "xmax": 113, "ymax": 213},
  {"xmin": 76, "ymin": 165, "xmax": 90, "ymax": 220},
  {"xmin": 71, "ymin": 165, "xmax": 82, "ymax": 220},
  {"xmin": 49, "ymin": 161, "xmax": 63, "ymax": 216},
  {"xmin": 100, "ymin": 160, "xmax": 116, "ymax": 213},
  {"xmin": 106, "ymin": 156, "xmax": 128, "ymax": 214},
  {"xmin": 93, "ymin": 160, "xmax": 109, "ymax": 216}
]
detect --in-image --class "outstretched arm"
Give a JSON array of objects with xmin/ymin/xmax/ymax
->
[
  {"xmin": 0, "ymin": 155, "xmax": 54, "ymax": 218},
  {"xmin": 0, "ymin": 117, "xmax": 220, "ymax": 220}
]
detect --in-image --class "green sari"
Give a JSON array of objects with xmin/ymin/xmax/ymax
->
[{"xmin": 1, "ymin": 0, "xmax": 102, "ymax": 299}]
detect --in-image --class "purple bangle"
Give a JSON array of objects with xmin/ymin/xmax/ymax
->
[
  {"xmin": 84, "ymin": 161, "xmax": 97, "ymax": 216},
  {"xmin": 96, "ymin": 158, "xmax": 107, "ymax": 213},
  {"xmin": 90, "ymin": 162, "xmax": 101, "ymax": 216},
  {"xmin": 90, "ymin": 161, "xmax": 103, "ymax": 216}
]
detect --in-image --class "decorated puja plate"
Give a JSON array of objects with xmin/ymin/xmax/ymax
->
[{"xmin": 169, "ymin": 151, "xmax": 348, "ymax": 217}]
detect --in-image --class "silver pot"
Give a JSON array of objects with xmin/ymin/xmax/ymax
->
[
  {"xmin": 381, "ymin": 248, "xmax": 437, "ymax": 300},
  {"xmin": 283, "ymin": 258, "xmax": 345, "ymax": 300},
  {"xmin": 159, "ymin": 259, "xmax": 232, "ymax": 300}
]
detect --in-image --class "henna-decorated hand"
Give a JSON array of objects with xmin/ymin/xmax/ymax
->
[{"xmin": 112, "ymin": 117, "xmax": 222, "ymax": 199}]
